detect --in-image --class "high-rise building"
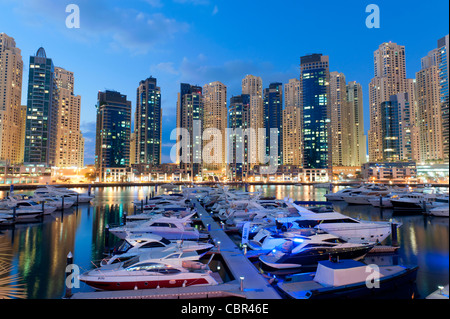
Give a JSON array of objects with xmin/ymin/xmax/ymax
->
[
  {"xmin": 242, "ymin": 75, "xmax": 264, "ymax": 165},
  {"xmin": 176, "ymin": 83, "xmax": 203, "ymax": 180},
  {"xmin": 227, "ymin": 94, "xmax": 251, "ymax": 181},
  {"xmin": 24, "ymin": 47, "xmax": 59, "ymax": 166},
  {"xmin": 0, "ymin": 33, "xmax": 24, "ymax": 164},
  {"xmin": 134, "ymin": 76, "xmax": 162, "ymax": 166},
  {"xmin": 346, "ymin": 81, "xmax": 367, "ymax": 166},
  {"xmin": 380, "ymin": 93, "xmax": 415, "ymax": 162},
  {"xmin": 203, "ymin": 81, "xmax": 227, "ymax": 172},
  {"xmin": 416, "ymin": 48, "xmax": 444, "ymax": 162},
  {"xmin": 263, "ymin": 82, "xmax": 283, "ymax": 165},
  {"xmin": 437, "ymin": 35, "xmax": 449, "ymax": 162},
  {"xmin": 54, "ymin": 66, "xmax": 84, "ymax": 168},
  {"xmin": 283, "ymin": 79, "xmax": 302, "ymax": 166},
  {"xmin": 95, "ymin": 90, "xmax": 132, "ymax": 182},
  {"xmin": 368, "ymin": 42, "xmax": 412, "ymax": 162},
  {"xmin": 300, "ymin": 54, "xmax": 331, "ymax": 170},
  {"xmin": 329, "ymin": 72, "xmax": 348, "ymax": 167}
]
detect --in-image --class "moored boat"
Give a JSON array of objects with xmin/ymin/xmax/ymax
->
[
  {"xmin": 80, "ymin": 250, "xmax": 220, "ymax": 291},
  {"xmin": 276, "ymin": 259, "xmax": 418, "ymax": 299}
]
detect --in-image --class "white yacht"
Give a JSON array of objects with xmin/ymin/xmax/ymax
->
[
  {"xmin": 80, "ymin": 250, "xmax": 220, "ymax": 291},
  {"xmin": 34, "ymin": 185, "xmax": 94, "ymax": 203},
  {"xmin": 109, "ymin": 213, "xmax": 206, "ymax": 241},
  {"xmin": 5, "ymin": 196, "xmax": 57, "ymax": 215},
  {"xmin": 276, "ymin": 202, "xmax": 399, "ymax": 244},
  {"xmin": 258, "ymin": 233, "xmax": 373, "ymax": 269},
  {"xmin": 102, "ymin": 233, "xmax": 214, "ymax": 266}
]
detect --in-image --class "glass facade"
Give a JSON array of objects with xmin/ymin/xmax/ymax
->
[
  {"xmin": 228, "ymin": 94, "xmax": 250, "ymax": 180},
  {"xmin": 300, "ymin": 54, "xmax": 331, "ymax": 169},
  {"xmin": 263, "ymin": 82, "xmax": 283, "ymax": 165},
  {"xmin": 177, "ymin": 83, "xmax": 203, "ymax": 179},
  {"xmin": 95, "ymin": 90, "xmax": 131, "ymax": 181},
  {"xmin": 24, "ymin": 47, "xmax": 58, "ymax": 166},
  {"xmin": 135, "ymin": 77, "xmax": 162, "ymax": 166}
]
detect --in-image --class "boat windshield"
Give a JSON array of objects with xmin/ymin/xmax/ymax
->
[{"xmin": 116, "ymin": 240, "xmax": 132, "ymax": 253}]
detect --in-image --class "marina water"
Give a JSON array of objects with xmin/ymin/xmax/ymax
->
[{"xmin": 0, "ymin": 185, "xmax": 448, "ymax": 299}]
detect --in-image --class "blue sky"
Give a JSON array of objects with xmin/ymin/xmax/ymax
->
[{"xmin": 1, "ymin": 0, "xmax": 448, "ymax": 164}]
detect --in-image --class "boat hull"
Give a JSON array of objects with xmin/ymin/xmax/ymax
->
[
  {"xmin": 260, "ymin": 246, "xmax": 373, "ymax": 270},
  {"xmin": 278, "ymin": 266, "xmax": 418, "ymax": 299},
  {"xmin": 80, "ymin": 277, "xmax": 213, "ymax": 291}
]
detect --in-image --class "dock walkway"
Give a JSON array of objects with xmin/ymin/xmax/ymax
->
[{"xmin": 192, "ymin": 199, "xmax": 281, "ymax": 299}]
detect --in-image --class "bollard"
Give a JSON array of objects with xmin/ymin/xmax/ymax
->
[
  {"xmin": 391, "ymin": 222, "xmax": 398, "ymax": 247},
  {"xmin": 65, "ymin": 252, "xmax": 73, "ymax": 299}
]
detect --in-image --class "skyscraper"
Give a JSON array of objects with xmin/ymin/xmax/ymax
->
[
  {"xmin": 95, "ymin": 90, "xmax": 132, "ymax": 182},
  {"xmin": 329, "ymin": 71, "xmax": 348, "ymax": 167},
  {"xmin": 416, "ymin": 48, "xmax": 444, "ymax": 162},
  {"xmin": 203, "ymin": 81, "xmax": 227, "ymax": 172},
  {"xmin": 283, "ymin": 79, "xmax": 302, "ymax": 166},
  {"xmin": 227, "ymin": 94, "xmax": 251, "ymax": 181},
  {"xmin": 380, "ymin": 93, "xmax": 414, "ymax": 162},
  {"xmin": 242, "ymin": 75, "xmax": 264, "ymax": 165},
  {"xmin": 368, "ymin": 42, "xmax": 413, "ymax": 162},
  {"xmin": 300, "ymin": 54, "xmax": 331, "ymax": 170},
  {"xmin": 24, "ymin": 47, "xmax": 58, "ymax": 166},
  {"xmin": 346, "ymin": 81, "xmax": 367, "ymax": 166},
  {"xmin": 263, "ymin": 82, "xmax": 283, "ymax": 165},
  {"xmin": 0, "ymin": 33, "xmax": 23, "ymax": 164},
  {"xmin": 437, "ymin": 35, "xmax": 449, "ymax": 162},
  {"xmin": 134, "ymin": 76, "xmax": 162, "ymax": 166},
  {"xmin": 54, "ymin": 66, "xmax": 84, "ymax": 168},
  {"xmin": 176, "ymin": 83, "xmax": 203, "ymax": 180}
]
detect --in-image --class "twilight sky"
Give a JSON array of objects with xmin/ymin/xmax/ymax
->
[{"xmin": 1, "ymin": 0, "xmax": 448, "ymax": 164}]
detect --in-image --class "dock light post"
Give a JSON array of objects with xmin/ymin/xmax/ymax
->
[
  {"xmin": 65, "ymin": 252, "xmax": 73, "ymax": 299},
  {"xmin": 217, "ymin": 241, "xmax": 221, "ymax": 253},
  {"xmin": 438, "ymin": 286, "xmax": 444, "ymax": 295},
  {"xmin": 240, "ymin": 276, "xmax": 245, "ymax": 292},
  {"xmin": 243, "ymin": 244, "xmax": 247, "ymax": 255}
]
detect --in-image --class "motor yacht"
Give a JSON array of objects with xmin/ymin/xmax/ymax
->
[
  {"xmin": 80, "ymin": 250, "xmax": 220, "ymax": 291},
  {"xmin": 34, "ymin": 185, "xmax": 94, "ymax": 203},
  {"xmin": 425, "ymin": 205, "xmax": 449, "ymax": 217},
  {"xmin": 276, "ymin": 259, "xmax": 418, "ymax": 299},
  {"xmin": 342, "ymin": 187, "xmax": 392, "ymax": 205},
  {"xmin": 275, "ymin": 202, "xmax": 399, "ymax": 244},
  {"xmin": 258, "ymin": 233, "xmax": 373, "ymax": 269},
  {"xmin": 5, "ymin": 196, "xmax": 57, "ymax": 214},
  {"xmin": 109, "ymin": 213, "xmax": 207, "ymax": 240},
  {"xmin": 102, "ymin": 233, "xmax": 214, "ymax": 266}
]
